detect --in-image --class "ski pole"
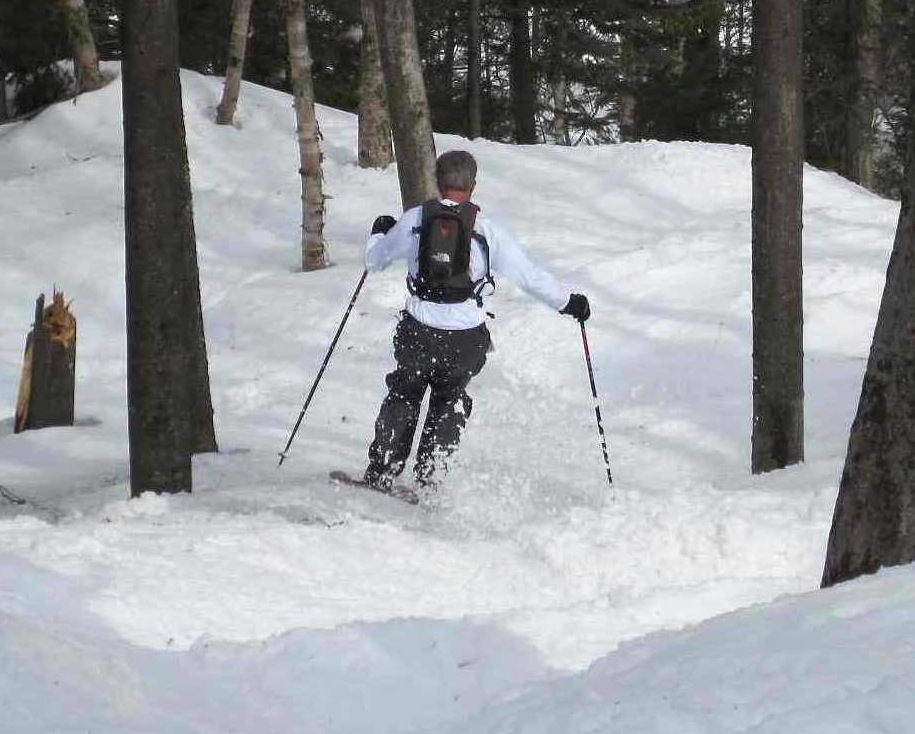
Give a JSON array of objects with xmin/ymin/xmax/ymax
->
[
  {"xmin": 278, "ymin": 268, "xmax": 369, "ymax": 466},
  {"xmin": 579, "ymin": 321, "xmax": 612, "ymax": 487}
]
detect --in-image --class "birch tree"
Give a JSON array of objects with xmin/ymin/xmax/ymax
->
[
  {"xmin": 286, "ymin": 0, "xmax": 327, "ymax": 271},
  {"xmin": 750, "ymin": 0, "xmax": 804, "ymax": 474},
  {"xmin": 358, "ymin": 0, "xmax": 393, "ymax": 168},
  {"xmin": 60, "ymin": 0, "xmax": 104, "ymax": 92},
  {"xmin": 216, "ymin": 0, "xmax": 255, "ymax": 126}
]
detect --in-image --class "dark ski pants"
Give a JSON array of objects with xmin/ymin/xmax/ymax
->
[{"xmin": 366, "ymin": 312, "xmax": 490, "ymax": 486}]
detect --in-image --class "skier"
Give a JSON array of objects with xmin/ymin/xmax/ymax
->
[{"xmin": 361, "ymin": 150, "xmax": 590, "ymax": 494}]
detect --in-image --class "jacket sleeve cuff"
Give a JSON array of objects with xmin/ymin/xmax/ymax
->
[{"xmin": 364, "ymin": 233, "xmax": 388, "ymax": 271}]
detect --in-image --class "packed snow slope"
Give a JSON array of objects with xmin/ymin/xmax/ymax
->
[{"xmin": 0, "ymin": 67, "xmax": 909, "ymax": 733}]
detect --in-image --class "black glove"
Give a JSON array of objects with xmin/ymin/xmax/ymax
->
[
  {"xmin": 371, "ymin": 215, "xmax": 396, "ymax": 236},
  {"xmin": 560, "ymin": 293, "xmax": 590, "ymax": 322}
]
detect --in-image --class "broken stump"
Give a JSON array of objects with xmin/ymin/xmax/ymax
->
[{"xmin": 14, "ymin": 290, "xmax": 77, "ymax": 433}]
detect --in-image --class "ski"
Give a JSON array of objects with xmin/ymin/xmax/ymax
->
[
  {"xmin": 0, "ymin": 484, "xmax": 27, "ymax": 505},
  {"xmin": 329, "ymin": 470, "xmax": 419, "ymax": 506}
]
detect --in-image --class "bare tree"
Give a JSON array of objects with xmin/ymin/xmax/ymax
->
[
  {"xmin": 123, "ymin": 0, "xmax": 216, "ymax": 495},
  {"xmin": 286, "ymin": 0, "xmax": 327, "ymax": 271},
  {"xmin": 374, "ymin": 0, "xmax": 437, "ymax": 209},
  {"xmin": 358, "ymin": 0, "xmax": 393, "ymax": 168},
  {"xmin": 845, "ymin": 0, "xmax": 881, "ymax": 190},
  {"xmin": 468, "ymin": 0, "xmax": 482, "ymax": 139},
  {"xmin": 60, "ymin": 0, "xmax": 104, "ymax": 92},
  {"xmin": 822, "ymin": 52, "xmax": 915, "ymax": 588},
  {"xmin": 216, "ymin": 0, "xmax": 255, "ymax": 126},
  {"xmin": 750, "ymin": 0, "xmax": 804, "ymax": 474}
]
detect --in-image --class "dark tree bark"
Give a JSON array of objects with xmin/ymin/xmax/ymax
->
[
  {"xmin": 468, "ymin": 0, "xmax": 482, "ymax": 139},
  {"xmin": 286, "ymin": 0, "xmax": 327, "ymax": 272},
  {"xmin": 0, "ymin": 68, "xmax": 7, "ymax": 121},
  {"xmin": 358, "ymin": 0, "xmax": 394, "ymax": 168},
  {"xmin": 375, "ymin": 0, "xmax": 437, "ymax": 209},
  {"xmin": 544, "ymin": 9, "xmax": 570, "ymax": 145},
  {"xmin": 508, "ymin": 0, "xmax": 536, "ymax": 144},
  {"xmin": 60, "ymin": 0, "xmax": 105, "ymax": 92},
  {"xmin": 822, "ymin": 30, "xmax": 915, "ymax": 587},
  {"xmin": 184, "ymin": 224, "xmax": 219, "ymax": 455},
  {"xmin": 123, "ymin": 0, "xmax": 216, "ymax": 496},
  {"xmin": 750, "ymin": 0, "xmax": 804, "ymax": 474},
  {"xmin": 550, "ymin": 76, "xmax": 567, "ymax": 145},
  {"xmin": 845, "ymin": 0, "xmax": 881, "ymax": 190},
  {"xmin": 216, "ymin": 0, "xmax": 255, "ymax": 126}
]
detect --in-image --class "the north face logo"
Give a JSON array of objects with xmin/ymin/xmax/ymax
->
[{"xmin": 411, "ymin": 199, "xmax": 491, "ymax": 305}]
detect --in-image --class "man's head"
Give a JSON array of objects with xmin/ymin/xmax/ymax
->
[{"xmin": 436, "ymin": 150, "xmax": 477, "ymax": 199}]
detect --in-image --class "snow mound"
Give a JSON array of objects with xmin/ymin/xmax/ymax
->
[{"xmin": 0, "ymin": 66, "xmax": 907, "ymax": 733}]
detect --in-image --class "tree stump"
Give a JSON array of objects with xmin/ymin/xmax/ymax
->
[{"xmin": 14, "ymin": 291, "xmax": 77, "ymax": 433}]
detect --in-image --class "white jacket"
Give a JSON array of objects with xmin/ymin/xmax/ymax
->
[{"xmin": 365, "ymin": 199, "xmax": 571, "ymax": 330}]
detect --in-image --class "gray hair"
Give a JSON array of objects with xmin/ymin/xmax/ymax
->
[{"xmin": 436, "ymin": 150, "xmax": 477, "ymax": 193}]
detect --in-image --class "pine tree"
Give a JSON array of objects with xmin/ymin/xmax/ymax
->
[
  {"xmin": 0, "ymin": 0, "xmax": 72, "ymax": 116},
  {"xmin": 845, "ymin": 0, "xmax": 882, "ymax": 190},
  {"xmin": 123, "ymin": 0, "xmax": 198, "ymax": 494},
  {"xmin": 750, "ymin": 0, "xmax": 805, "ymax": 474},
  {"xmin": 822, "ymin": 6, "xmax": 915, "ymax": 586},
  {"xmin": 507, "ymin": 0, "xmax": 536, "ymax": 143},
  {"xmin": 468, "ymin": 0, "xmax": 482, "ymax": 139},
  {"xmin": 374, "ymin": 0, "xmax": 437, "ymax": 209},
  {"xmin": 122, "ymin": 0, "xmax": 216, "ymax": 496}
]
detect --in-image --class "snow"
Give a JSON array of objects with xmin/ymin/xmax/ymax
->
[{"xmin": 0, "ymin": 65, "xmax": 909, "ymax": 732}]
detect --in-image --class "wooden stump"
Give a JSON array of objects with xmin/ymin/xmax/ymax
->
[{"xmin": 14, "ymin": 291, "xmax": 77, "ymax": 433}]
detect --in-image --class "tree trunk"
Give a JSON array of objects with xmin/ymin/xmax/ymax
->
[
  {"xmin": 550, "ymin": 76, "xmax": 567, "ymax": 145},
  {"xmin": 508, "ymin": 0, "xmax": 536, "ymax": 144},
  {"xmin": 123, "ymin": 0, "xmax": 217, "ymax": 495},
  {"xmin": 822, "ymin": 15, "xmax": 915, "ymax": 587},
  {"xmin": 845, "ymin": 0, "xmax": 881, "ymax": 190},
  {"xmin": 358, "ymin": 0, "xmax": 394, "ymax": 168},
  {"xmin": 374, "ymin": 0, "xmax": 437, "ymax": 209},
  {"xmin": 60, "ymin": 0, "xmax": 105, "ymax": 92},
  {"xmin": 123, "ymin": 0, "xmax": 192, "ymax": 495},
  {"xmin": 286, "ymin": 0, "xmax": 327, "ymax": 271},
  {"xmin": 216, "ymin": 0, "xmax": 255, "ymax": 126},
  {"xmin": 750, "ymin": 0, "xmax": 804, "ymax": 474},
  {"xmin": 468, "ymin": 0, "xmax": 482, "ymax": 139},
  {"xmin": 184, "ymin": 214, "xmax": 218, "ymax": 455},
  {"xmin": 619, "ymin": 89, "xmax": 637, "ymax": 142},
  {"xmin": 0, "ymin": 68, "xmax": 8, "ymax": 121},
  {"xmin": 546, "ymin": 11, "xmax": 569, "ymax": 146}
]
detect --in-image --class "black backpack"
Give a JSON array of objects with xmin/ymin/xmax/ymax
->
[{"xmin": 409, "ymin": 199, "xmax": 494, "ymax": 306}]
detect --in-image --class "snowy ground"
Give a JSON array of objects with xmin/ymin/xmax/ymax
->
[{"xmin": 1, "ymin": 67, "xmax": 910, "ymax": 733}]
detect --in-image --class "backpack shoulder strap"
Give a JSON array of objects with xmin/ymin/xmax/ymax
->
[
  {"xmin": 466, "ymin": 201, "xmax": 495, "ymax": 306},
  {"xmin": 412, "ymin": 199, "xmax": 440, "ymax": 236}
]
